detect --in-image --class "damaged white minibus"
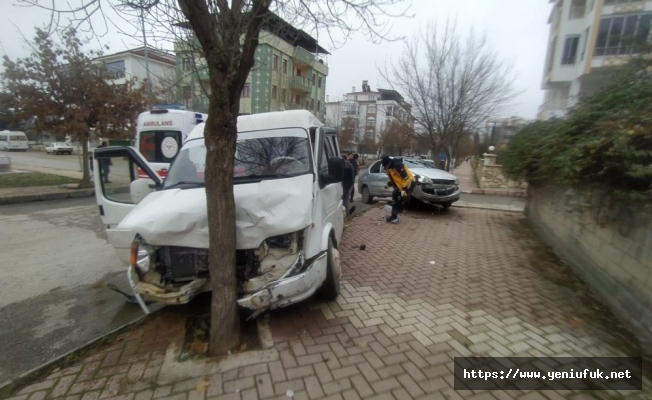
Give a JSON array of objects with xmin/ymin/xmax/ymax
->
[{"xmin": 93, "ymin": 110, "xmax": 346, "ymax": 315}]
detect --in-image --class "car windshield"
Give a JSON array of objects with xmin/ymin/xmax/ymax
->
[
  {"xmin": 404, "ymin": 159, "xmax": 436, "ymax": 169},
  {"xmin": 163, "ymin": 128, "xmax": 313, "ymax": 189}
]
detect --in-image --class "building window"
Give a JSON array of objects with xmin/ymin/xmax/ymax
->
[
  {"xmin": 318, "ymin": 77, "xmax": 322, "ymax": 89},
  {"xmin": 182, "ymin": 85, "xmax": 191, "ymax": 99},
  {"xmin": 105, "ymin": 60, "xmax": 125, "ymax": 78},
  {"xmin": 595, "ymin": 14, "xmax": 652, "ymax": 56},
  {"xmin": 569, "ymin": 0, "xmax": 586, "ymax": 20},
  {"xmin": 366, "ymin": 117, "xmax": 375, "ymax": 127},
  {"xmin": 272, "ymin": 85, "xmax": 277, "ymax": 100},
  {"xmin": 296, "ymin": 68, "xmax": 302, "ymax": 77},
  {"xmin": 283, "ymin": 59, "xmax": 288, "ymax": 74},
  {"xmin": 312, "ymin": 75, "xmax": 316, "ymax": 86},
  {"xmin": 273, "ymin": 55, "xmax": 278, "ymax": 70},
  {"xmin": 343, "ymin": 104, "xmax": 358, "ymax": 115},
  {"xmin": 605, "ymin": 0, "xmax": 642, "ymax": 4},
  {"xmin": 242, "ymin": 83, "xmax": 251, "ymax": 98},
  {"xmin": 317, "ymin": 101, "xmax": 321, "ymax": 112},
  {"xmin": 561, "ymin": 36, "xmax": 580, "ymax": 65},
  {"xmin": 368, "ymin": 105, "xmax": 377, "ymax": 113},
  {"xmin": 386, "ymin": 106, "xmax": 394, "ymax": 117},
  {"xmin": 182, "ymin": 58, "xmax": 192, "ymax": 72},
  {"xmin": 581, "ymin": 27, "xmax": 590, "ymax": 61},
  {"xmin": 281, "ymin": 88, "xmax": 286, "ymax": 103}
]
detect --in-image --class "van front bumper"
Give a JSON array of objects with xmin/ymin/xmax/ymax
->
[
  {"xmin": 237, "ymin": 252, "xmax": 327, "ymax": 311},
  {"xmin": 126, "ymin": 252, "xmax": 328, "ymax": 314}
]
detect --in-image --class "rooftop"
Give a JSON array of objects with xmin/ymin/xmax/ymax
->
[{"xmin": 95, "ymin": 46, "xmax": 176, "ymax": 66}]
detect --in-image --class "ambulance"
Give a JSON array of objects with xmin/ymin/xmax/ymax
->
[{"xmin": 135, "ymin": 109, "xmax": 207, "ymax": 178}]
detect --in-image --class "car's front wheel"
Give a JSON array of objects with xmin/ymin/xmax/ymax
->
[
  {"xmin": 317, "ymin": 236, "xmax": 340, "ymax": 300},
  {"xmin": 361, "ymin": 186, "xmax": 374, "ymax": 204}
]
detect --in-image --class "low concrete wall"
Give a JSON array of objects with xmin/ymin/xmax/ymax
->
[
  {"xmin": 475, "ymin": 154, "xmax": 526, "ymax": 191},
  {"xmin": 525, "ymin": 184, "xmax": 652, "ymax": 350}
]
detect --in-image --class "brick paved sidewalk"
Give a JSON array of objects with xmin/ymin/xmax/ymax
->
[{"xmin": 4, "ymin": 207, "xmax": 650, "ymax": 400}]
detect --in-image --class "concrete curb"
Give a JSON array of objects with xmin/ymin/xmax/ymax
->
[
  {"xmin": 452, "ymin": 203, "xmax": 525, "ymax": 213},
  {"xmin": 0, "ymin": 189, "xmax": 95, "ymax": 206},
  {"xmin": 470, "ymin": 188, "xmax": 527, "ymax": 198},
  {"xmin": 0, "ymin": 310, "xmax": 155, "ymax": 395}
]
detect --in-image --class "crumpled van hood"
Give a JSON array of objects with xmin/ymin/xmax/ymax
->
[{"xmin": 118, "ymin": 174, "xmax": 314, "ymax": 249}]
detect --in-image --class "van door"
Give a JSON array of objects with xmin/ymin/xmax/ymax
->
[
  {"xmin": 315, "ymin": 127, "xmax": 344, "ymax": 243},
  {"xmin": 93, "ymin": 146, "xmax": 162, "ymax": 264}
]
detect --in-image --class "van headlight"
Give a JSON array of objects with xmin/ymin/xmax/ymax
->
[
  {"xmin": 455, "ymin": 179, "xmax": 459, "ymax": 186},
  {"xmin": 130, "ymin": 239, "xmax": 155, "ymax": 273}
]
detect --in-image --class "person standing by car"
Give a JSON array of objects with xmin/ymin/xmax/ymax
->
[
  {"xmin": 381, "ymin": 156, "xmax": 416, "ymax": 223},
  {"xmin": 347, "ymin": 153, "xmax": 359, "ymax": 203},
  {"xmin": 341, "ymin": 155, "xmax": 356, "ymax": 216}
]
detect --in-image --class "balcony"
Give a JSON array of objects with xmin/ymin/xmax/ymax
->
[
  {"xmin": 538, "ymin": 99, "xmax": 568, "ymax": 113},
  {"xmin": 294, "ymin": 47, "xmax": 315, "ymax": 66},
  {"xmin": 291, "ymin": 76, "xmax": 312, "ymax": 93}
]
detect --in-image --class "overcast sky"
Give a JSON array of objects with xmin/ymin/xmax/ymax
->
[{"xmin": 0, "ymin": 0, "xmax": 551, "ymax": 120}]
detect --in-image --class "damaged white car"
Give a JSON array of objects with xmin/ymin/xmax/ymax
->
[{"xmin": 92, "ymin": 110, "xmax": 346, "ymax": 315}]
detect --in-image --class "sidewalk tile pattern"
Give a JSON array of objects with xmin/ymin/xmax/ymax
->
[{"xmin": 4, "ymin": 208, "xmax": 650, "ymax": 400}]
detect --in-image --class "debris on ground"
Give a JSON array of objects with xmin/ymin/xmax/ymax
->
[{"xmin": 359, "ymin": 244, "xmax": 366, "ymax": 251}]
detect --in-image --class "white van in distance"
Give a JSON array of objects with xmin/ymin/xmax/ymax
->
[
  {"xmin": 135, "ymin": 109, "xmax": 207, "ymax": 179},
  {"xmin": 0, "ymin": 131, "xmax": 28, "ymax": 152},
  {"xmin": 93, "ymin": 110, "xmax": 346, "ymax": 315}
]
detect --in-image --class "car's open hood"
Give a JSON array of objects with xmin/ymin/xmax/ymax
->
[
  {"xmin": 117, "ymin": 174, "xmax": 314, "ymax": 249},
  {"xmin": 410, "ymin": 167, "xmax": 457, "ymax": 181}
]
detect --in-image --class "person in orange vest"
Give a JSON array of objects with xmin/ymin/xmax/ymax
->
[{"xmin": 381, "ymin": 156, "xmax": 416, "ymax": 223}]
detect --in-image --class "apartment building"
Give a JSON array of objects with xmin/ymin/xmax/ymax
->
[
  {"xmin": 94, "ymin": 47, "xmax": 176, "ymax": 95},
  {"xmin": 538, "ymin": 0, "xmax": 652, "ymax": 120},
  {"xmin": 175, "ymin": 14, "xmax": 329, "ymax": 121},
  {"xmin": 325, "ymin": 81, "xmax": 412, "ymax": 146}
]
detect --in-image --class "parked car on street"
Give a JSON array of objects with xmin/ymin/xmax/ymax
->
[
  {"xmin": 92, "ymin": 110, "xmax": 346, "ymax": 315},
  {"xmin": 45, "ymin": 142, "xmax": 74, "ymax": 155},
  {"xmin": 358, "ymin": 157, "xmax": 460, "ymax": 208}
]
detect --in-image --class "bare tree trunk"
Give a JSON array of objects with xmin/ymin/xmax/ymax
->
[{"xmin": 205, "ymin": 81, "xmax": 240, "ymax": 355}]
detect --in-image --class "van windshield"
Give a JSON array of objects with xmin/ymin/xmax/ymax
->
[{"xmin": 163, "ymin": 128, "xmax": 313, "ymax": 189}]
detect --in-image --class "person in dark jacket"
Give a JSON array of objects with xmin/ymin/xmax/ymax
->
[
  {"xmin": 341, "ymin": 155, "xmax": 356, "ymax": 216},
  {"xmin": 347, "ymin": 153, "xmax": 359, "ymax": 202}
]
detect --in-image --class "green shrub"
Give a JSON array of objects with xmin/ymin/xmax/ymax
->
[{"xmin": 503, "ymin": 63, "xmax": 652, "ymax": 202}]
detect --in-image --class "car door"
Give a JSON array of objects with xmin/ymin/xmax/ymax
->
[
  {"xmin": 366, "ymin": 161, "xmax": 387, "ymax": 197},
  {"xmin": 93, "ymin": 146, "xmax": 162, "ymax": 264},
  {"xmin": 378, "ymin": 164, "xmax": 394, "ymax": 197}
]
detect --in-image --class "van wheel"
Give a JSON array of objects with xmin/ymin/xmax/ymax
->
[
  {"xmin": 318, "ymin": 236, "xmax": 340, "ymax": 300},
  {"xmin": 361, "ymin": 186, "xmax": 373, "ymax": 204}
]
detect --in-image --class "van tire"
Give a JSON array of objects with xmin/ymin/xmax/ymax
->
[{"xmin": 317, "ymin": 236, "xmax": 340, "ymax": 300}]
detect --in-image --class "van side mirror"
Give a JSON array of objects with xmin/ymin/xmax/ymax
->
[
  {"xmin": 130, "ymin": 179, "xmax": 155, "ymax": 205},
  {"xmin": 327, "ymin": 156, "xmax": 344, "ymax": 184}
]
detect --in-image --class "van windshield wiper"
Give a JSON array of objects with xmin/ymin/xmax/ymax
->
[
  {"xmin": 164, "ymin": 181, "xmax": 205, "ymax": 189},
  {"xmin": 235, "ymin": 173, "xmax": 294, "ymax": 179}
]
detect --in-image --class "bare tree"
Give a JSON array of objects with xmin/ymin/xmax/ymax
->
[
  {"xmin": 2, "ymin": 28, "xmax": 147, "ymax": 186},
  {"xmin": 16, "ymin": 0, "xmax": 411, "ymax": 355},
  {"xmin": 380, "ymin": 20, "xmax": 515, "ymax": 171}
]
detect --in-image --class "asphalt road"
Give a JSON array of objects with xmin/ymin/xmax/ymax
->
[
  {"xmin": 2, "ymin": 149, "xmax": 85, "ymax": 173},
  {"xmin": 0, "ymin": 197, "xmax": 149, "ymax": 386}
]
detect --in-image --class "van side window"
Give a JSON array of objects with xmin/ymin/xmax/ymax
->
[
  {"xmin": 0, "ymin": 135, "xmax": 7, "ymax": 141},
  {"xmin": 370, "ymin": 161, "xmax": 381, "ymax": 174},
  {"xmin": 327, "ymin": 135, "xmax": 339, "ymax": 157},
  {"xmin": 319, "ymin": 141, "xmax": 329, "ymax": 174}
]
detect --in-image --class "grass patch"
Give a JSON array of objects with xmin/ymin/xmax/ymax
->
[{"xmin": 0, "ymin": 172, "xmax": 81, "ymax": 188}]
